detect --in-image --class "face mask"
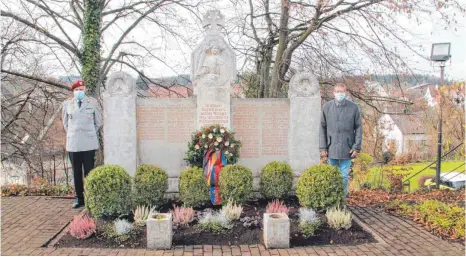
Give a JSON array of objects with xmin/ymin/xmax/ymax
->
[
  {"xmin": 334, "ymin": 92, "xmax": 345, "ymax": 102},
  {"xmin": 74, "ymin": 91, "xmax": 85, "ymax": 100}
]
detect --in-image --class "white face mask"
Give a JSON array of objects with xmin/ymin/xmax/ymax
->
[
  {"xmin": 74, "ymin": 90, "xmax": 85, "ymax": 100},
  {"xmin": 334, "ymin": 92, "xmax": 346, "ymax": 102}
]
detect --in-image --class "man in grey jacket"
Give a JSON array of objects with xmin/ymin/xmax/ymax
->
[
  {"xmin": 319, "ymin": 83, "xmax": 362, "ymax": 197},
  {"xmin": 62, "ymin": 80, "xmax": 102, "ymax": 208}
]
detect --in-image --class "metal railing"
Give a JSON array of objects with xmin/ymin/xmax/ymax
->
[{"xmin": 402, "ymin": 142, "xmax": 464, "ymax": 190}]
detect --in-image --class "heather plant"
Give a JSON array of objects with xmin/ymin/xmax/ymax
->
[
  {"xmin": 69, "ymin": 214, "xmax": 96, "ymax": 239},
  {"xmin": 196, "ymin": 210, "xmax": 232, "ymax": 234},
  {"xmin": 221, "ymin": 199, "xmax": 243, "ymax": 221},
  {"xmin": 171, "ymin": 206, "xmax": 195, "ymax": 227},
  {"xmin": 298, "ymin": 208, "xmax": 321, "ymax": 238},
  {"xmin": 265, "ymin": 200, "xmax": 289, "ymax": 215},
  {"xmin": 326, "ymin": 206, "xmax": 352, "ymax": 230},
  {"xmin": 133, "ymin": 205, "xmax": 156, "ymax": 227}
]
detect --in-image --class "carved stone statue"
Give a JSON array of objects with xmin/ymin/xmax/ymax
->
[
  {"xmin": 288, "ymin": 72, "xmax": 320, "ymax": 98},
  {"xmin": 195, "ymin": 40, "xmax": 225, "ymax": 86},
  {"xmin": 191, "ymin": 10, "xmax": 235, "ymax": 91}
]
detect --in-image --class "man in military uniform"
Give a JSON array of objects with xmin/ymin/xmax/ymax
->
[
  {"xmin": 319, "ymin": 83, "xmax": 362, "ymax": 198},
  {"xmin": 62, "ymin": 80, "xmax": 102, "ymax": 208}
]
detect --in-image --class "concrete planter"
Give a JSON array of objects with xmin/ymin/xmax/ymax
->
[
  {"xmin": 147, "ymin": 213, "xmax": 172, "ymax": 250},
  {"xmin": 263, "ymin": 213, "xmax": 290, "ymax": 249}
]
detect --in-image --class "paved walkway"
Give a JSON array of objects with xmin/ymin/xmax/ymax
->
[{"xmin": 1, "ymin": 196, "xmax": 465, "ymax": 256}]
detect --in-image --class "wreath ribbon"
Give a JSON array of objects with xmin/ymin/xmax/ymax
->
[{"xmin": 203, "ymin": 149, "xmax": 227, "ymax": 205}]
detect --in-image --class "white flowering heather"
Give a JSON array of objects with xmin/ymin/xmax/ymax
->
[
  {"xmin": 298, "ymin": 207, "xmax": 321, "ymax": 237},
  {"xmin": 133, "ymin": 205, "xmax": 156, "ymax": 226},
  {"xmin": 199, "ymin": 209, "xmax": 232, "ymax": 229},
  {"xmin": 114, "ymin": 219, "xmax": 133, "ymax": 235},
  {"xmin": 326, "ymin": 206, "xmax": 352, "ymax": 230},
  {"xmin": 221, "ymin": 199, "xmax": 243, "ymax": 221}
]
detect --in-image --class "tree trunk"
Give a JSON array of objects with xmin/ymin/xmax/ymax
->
[
  {"xmin": 269, "ymin": 0, "xmax": 290, "ymax": 97},
  {"xmin": 258, "ymin": 46, "xmax": 273, "ymax": 98},
  {"xmin": 82, "ymin": 0, "xmax": 103, "ymax": 96}
]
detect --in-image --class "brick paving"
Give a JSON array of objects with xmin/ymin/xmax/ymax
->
[
  {"xmin": 1, "ymin": 197, "xmax": 465, "ymax": 256},
  {"xmin": 1, "ymin": 196, "xmax": 82, "ymax": 256}
]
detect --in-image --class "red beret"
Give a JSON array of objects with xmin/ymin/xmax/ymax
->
[{"xmin": 71, "ymin": 80, "xmax": 85, "ymax": 90}]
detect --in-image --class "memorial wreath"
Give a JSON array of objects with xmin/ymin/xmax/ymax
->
[
  {"xmin": 185, "ymin": 124, "xmax": 241, "ymax": 168},
  {"xmin": 185, "ymin": 124, "xmax": 241, "ymax": 205}
]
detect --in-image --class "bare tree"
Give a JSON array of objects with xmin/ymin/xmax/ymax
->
[
  {"xmin": 1, "ymin": 0, "xmax": 209, "ymax": 95},
  {"xmin": 227, "ymin": 0, "xmax": 464, "ymax": 98}
]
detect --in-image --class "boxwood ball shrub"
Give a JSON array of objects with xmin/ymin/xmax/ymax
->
[
  {"xmin": 296, "ymin": 164, "xmax": 344, "ymax": 210},
  {"xmin": 219, "ymin": 164, "xmax": 253, "ymax": 204},
  {"xmin": 179, "ymin": 167, "xmax": 210, "ymax": 207},
  {"xmin": 132, "ymin": 164, "xmax": 168, "ymax": 207},
  {"xmin": 84, "ymin": 165, "xmax": 132, "ymax": 218},
  {"xmin": 260, "ymin": 161, "xmax": 293, "ymax": 199}
]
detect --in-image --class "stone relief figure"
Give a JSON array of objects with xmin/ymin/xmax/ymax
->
[
  {"xmin": 288, "ymin": 72, "xmax": 320, "ymax": 98},
  {"xmin": 191, "ymin": 10, "xmax": 236, "ymax": 93},
  {"xmin": 103, "ymin": 72, "xmax": 136, "ymax": 98},
  {"xmin": 195, "ymin": 40, "xmax": 225, "ymax": 86}
]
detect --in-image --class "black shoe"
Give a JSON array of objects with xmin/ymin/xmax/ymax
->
[{"xmin": 72, "ymin": 198, "xmax": 84, "ymax": 209}]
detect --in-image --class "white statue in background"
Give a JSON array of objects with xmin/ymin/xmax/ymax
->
[{"xmin": 195, "ymin": 40, "xmax": 225, "ymax": 86}]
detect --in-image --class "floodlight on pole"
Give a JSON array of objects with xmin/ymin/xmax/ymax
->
[{"xmin": 430, "ymin": 42, "xmax": 451, "ymax": 190}]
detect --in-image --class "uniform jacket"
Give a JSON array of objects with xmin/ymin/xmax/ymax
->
[
  {"xmin": 319, "ymin": 99, "xmax": 362, "ymax": 159},
  {"xmin": 62, "ymin": 96, "xmax": 102, "ymax": 152}
]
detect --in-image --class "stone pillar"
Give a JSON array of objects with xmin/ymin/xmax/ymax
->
[
  {"xmin": 102, "ymin": 72, "xmax": 137, "ymax": 175},
  {"xmin": 191, "ymin": 10, "xmax": 236, "ymax": 129},
  {"xmin": 288, "ymin": 72, "xmax": 321, "ymax": 174}
]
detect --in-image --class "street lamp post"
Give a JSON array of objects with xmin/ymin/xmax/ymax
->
[{"xmin": 430, "ymin": 43, "xmax": 451, "ymax": 189}]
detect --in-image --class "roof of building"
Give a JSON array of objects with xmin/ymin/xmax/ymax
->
[{"xmin": 389, "ymin": 113, "xmax": 427, "ymax": 134}]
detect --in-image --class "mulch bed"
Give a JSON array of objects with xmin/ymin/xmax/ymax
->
[
  {"xmin": 346, "ymin": 189, "xmax": 465, "ymax": 207},
  {"xmin": 55, "ymin": 196, "xmax": 376, "ymax": 249}
]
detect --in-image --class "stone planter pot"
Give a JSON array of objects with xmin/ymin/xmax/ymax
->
[
  {"xmin": 263, "ymin": 213, "xmax": 290, "ymax": 249},
  {"xmin": 147, "ymin": 213, "xmax": 172, "ymax": 250}
]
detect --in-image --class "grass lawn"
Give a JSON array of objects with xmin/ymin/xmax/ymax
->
[{"xmin": 354, "ymin": 161, "xmax": 464, "ymax": 192}]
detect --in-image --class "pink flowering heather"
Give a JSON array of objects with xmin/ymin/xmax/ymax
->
[
  {"xmin": 265, "ymin": 200, "xmax": 290, "ymax": 215},
  {"xmin": 69, "ymin": 214, "xmax": 96, "ymax": 239},
  {"xmin": 170, "ymin": 206, "xmax": 195, "ymax": 226}
]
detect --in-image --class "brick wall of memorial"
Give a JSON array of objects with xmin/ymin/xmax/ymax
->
[
  {"xmin": 231, "ymin": 98, "xmax": 290, "ymax": 176},
  {"xmin": 137, "ymin": 98, "xmax": 196, "ymax": 180}
]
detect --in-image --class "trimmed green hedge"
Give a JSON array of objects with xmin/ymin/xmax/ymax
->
[
  {"xmin": 132, "ymin": 164, "xmax": 168, "ymax": 207},
  {"xmin": 260, "ymin": 161, "xmax": 293, "ymax": 199},
  {"xmin": 84, "ymin": 165, "xmax": 132, "ymax": 218},
  {"xmin": 219, "ymin": 164, "xmax": 253, "ymax": 204},
  {"xmin": 296, "ymin": 164, "xmax": 344, "ymax": 210},
  {"xmin": 179, "ymin": 167, "xmax": 210, "ymax": 207}
]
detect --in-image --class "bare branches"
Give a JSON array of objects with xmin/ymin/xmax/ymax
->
[
  {"xmin": 100, "ymin": 0, "xmax": 168, "ymax": 83},
  {"xmin": 1, "ymin": 69, "xmax": 71, "ymax": 91},
  {"xmin": 1, "ymin": 10, "xmax": 80, "ymax": 58}
]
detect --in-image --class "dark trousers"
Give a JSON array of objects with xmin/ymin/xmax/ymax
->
[{"xmin": 68, "ymin": 150, "xmax": 96, "ymax": 201}]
